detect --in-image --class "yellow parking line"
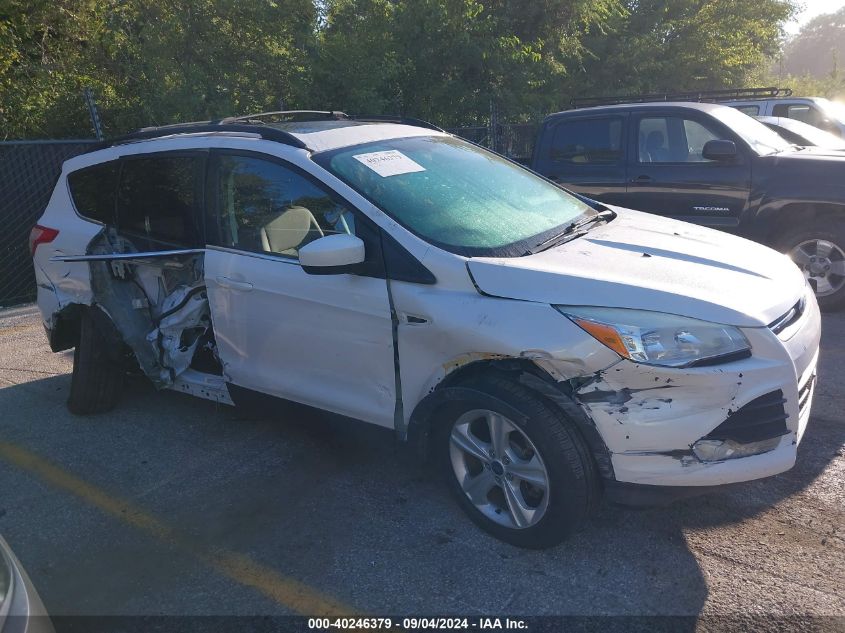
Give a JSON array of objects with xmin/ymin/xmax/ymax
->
[
  {"xmin": 0, "ymin": 440, "xmax": 353, "ymax": 616},
  {"xmin": 0, "ymin": 324, "xmax": 41, "ymax": 336}
]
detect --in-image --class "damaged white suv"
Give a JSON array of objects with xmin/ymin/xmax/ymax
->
[{"xmin": 31, "ymin": 112, "xmax": 820, "ymax": 548}]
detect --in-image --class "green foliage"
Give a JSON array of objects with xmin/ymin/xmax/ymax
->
[
  {"xmin": 312, "ymin": 0, "xmax": 621, "ymax": 125},
  {"xmin": 0, "ymin": 0, "xmax": 316, "ymax": 138},
  {"xmin": 564, "ymin": 0, "xmax": 796, "ymax": 103},
  {"xmin": 764, "ymin": 7, "xmax": 845, "ymax": 101},
  {"xmin": 0, "ymin": 0, "xmax": 801, "ymax": 138}
]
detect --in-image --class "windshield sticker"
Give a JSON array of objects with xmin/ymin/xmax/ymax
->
[{"xmin": 352, "ymin": 150, "xmax": 426, "ymax": 177}]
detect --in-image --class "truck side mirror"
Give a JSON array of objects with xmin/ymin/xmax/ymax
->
[{"xmin": 702, "ymin": 140, "xmax": 738, "ymax": 161}]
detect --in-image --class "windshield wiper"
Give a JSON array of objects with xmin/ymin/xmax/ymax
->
[{"xmin": 530, "ymin": 209, "xmax": 615, "ymax": 253}]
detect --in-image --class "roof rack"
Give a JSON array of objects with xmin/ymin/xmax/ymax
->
[
  {"xmin": 570, "ymin": 87, "xmax": 794, "ymax": 109},
  {"xmin": 89, "ymin": 110, "xmax": 444, "ymax": 152}
]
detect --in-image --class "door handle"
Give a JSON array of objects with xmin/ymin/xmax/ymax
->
[
  {"xmin": 216, "ymin": 276, "xmax": 254, "ymax": 292},
  {"xmin": 631, "ymin": 175, "xmax": 652, "ymax": 184}
]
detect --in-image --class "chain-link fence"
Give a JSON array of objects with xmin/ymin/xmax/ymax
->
[
  {"xmin": 0, "ymin": 140, "xmax": 97, "ymax": 307},
  {"xmin": 447, "ymin": 123, "xmax": 538, "ymax": 164}
]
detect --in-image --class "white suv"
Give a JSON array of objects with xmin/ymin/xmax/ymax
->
[
  {"xmin": 727, "ymin": 97, "xmax": 845, "ymax": 138},
  {"xmin": 31, "ymin": 112, "xmax": 820, "ymax": 548}
]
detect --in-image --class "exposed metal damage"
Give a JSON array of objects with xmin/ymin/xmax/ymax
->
[{"xmin": 54, "ymin": 230, "xmax": 230, "ymax": 403}]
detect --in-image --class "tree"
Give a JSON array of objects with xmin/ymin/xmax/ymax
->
[
  {"xmin": 779, "ymin": 7, "xmax": 845, "ymax": 79},
  {"xmin": 564, "ymin": 0, "xmax": 796, "ymax": 103},
  {"xmin": 0, "ymin": 0, "xmax": 318, "ymax": 138},
  {"xmin": 313, "ymin": 0, "xmax": 620, "ymax": 125}
]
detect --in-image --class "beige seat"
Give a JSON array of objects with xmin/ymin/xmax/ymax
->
[{"xmin": 260, "ymin": 206, "xmax": 324, "ymax": 255}]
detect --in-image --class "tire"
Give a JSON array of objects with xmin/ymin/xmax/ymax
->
[
  {"xmin": 67, "ymin": 309, "xmax": 123, "ymax": 415},
  {"xmin": 436, "ymin": 373, "xmax": 600, "ymax": 549},
  {"xmin": 775, "ymin": 219, "xmax": 845, "ymax": 312}
]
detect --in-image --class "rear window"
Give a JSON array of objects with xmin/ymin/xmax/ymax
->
[
  {"xmin": 116, "ymin": 155, "xmax": 203, "ymax": 247},
  {"xmin": 67, "ymin": 161, "xmax": 120, "ymax": 224}
]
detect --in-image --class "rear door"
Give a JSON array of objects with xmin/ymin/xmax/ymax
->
[
  {"xmin": 536, "ymin": 114, "xmax": 629, "ymax": 205},
  {"xmin": 623, "ymin": 110, "xmax": 751, "ymax": 229},
  {"xmin": 202, "ymin": 150, "xmax": 398, "ymax": 427}
]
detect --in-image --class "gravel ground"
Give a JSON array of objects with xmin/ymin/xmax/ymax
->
[{"xmin": 0, "ymin": 303, "xmax": 842, "ymax": 625}]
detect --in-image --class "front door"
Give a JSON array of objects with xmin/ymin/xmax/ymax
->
[
  {"xmin": 624, "ymin": 112, "xmax": 752, "ymax": 229},
  {"xmin": 203, "ymin": 151, "xmax": 397, "ymax": 427}
]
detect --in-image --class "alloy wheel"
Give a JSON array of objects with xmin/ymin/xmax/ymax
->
[
  {"xmin": 449, "ymin": 409, "xmax": 550, "ymax": 530},
  {"xmin": 790, "ymin": 239, "xmax": 845, "ymax": 297}
]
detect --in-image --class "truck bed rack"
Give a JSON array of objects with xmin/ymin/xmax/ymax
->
[{"xmin": 571, "ymin": 87, "xmax": 793, "ymax": 109}]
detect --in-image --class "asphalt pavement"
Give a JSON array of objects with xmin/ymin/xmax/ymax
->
[{"xmin": 0, "ymin": 303, "xmax": 842, "ymax": 624}]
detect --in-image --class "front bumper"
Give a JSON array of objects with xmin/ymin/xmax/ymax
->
[{"xmin": 574, "ymin": 292, "xmax": 821, "ymax": 488}]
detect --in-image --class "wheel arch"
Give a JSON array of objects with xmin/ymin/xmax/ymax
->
[
  {"xmin": 756, "ymin": 200, "xmax": 845, "ymax": 247},
  {"xmin": 47, "ymin": 302, "xmax": 86, "ymax": 352},
  {"xmin": 406, "ymin": 358, "xmax": 615, "ymax": 481},
  {"xmin": 49, "ymin": 302, "xmax": 127, "ymax": 360}
]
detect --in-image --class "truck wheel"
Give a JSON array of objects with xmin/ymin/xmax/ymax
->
[
  {"xmin": 67, "ymin": 309, "xmax": 123, "ymax": 415},
  {"xmin": 437, "ymin": 374, "xmax": 600, "ymax": 549},
  {"xmin": 778, "ymin": 220, "xmax": 845, "ymax": 312}
]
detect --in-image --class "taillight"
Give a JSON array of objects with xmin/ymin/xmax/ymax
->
[{"xmin": 29, "ymin": 224, "xmax": 59, "ymax": 257}]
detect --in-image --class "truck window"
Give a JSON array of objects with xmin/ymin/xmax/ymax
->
[
  {"xmin": 638, "ymin": 116, "xmax": 723, "ymax": 163},
  {"xmin": 116, "ymin": 154, "xmax": 204, "ymax": 248},
  {"xmin": 550, "ymin": 117, "xmax": 623, "ymax": 164},
  {"xmin": 772, "ymin": 103, "xmax": 823, "ymax": 128},
  {"xmin": 732, "ymin": 105, "xmax": 760, "ymax": 116},
  {"xmin": 67, "ymin": 161, "xmax": 120, "ymax": 225}
]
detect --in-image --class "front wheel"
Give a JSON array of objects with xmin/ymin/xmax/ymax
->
[
  {"xmin": 778, "ymin": 219, "xmax": 845, "ymax": 312},
  {"xmin": 438, "ymin": 375, "xmax": 600, "ymax": 549}
]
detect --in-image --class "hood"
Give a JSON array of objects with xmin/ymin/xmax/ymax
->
[
  {"xmin": 467, "ymin": 208, "xmax": 806, "ymax": 327},
  {"xmin": 769, "ymin": 146, "xmax": 845, "ymax": 164}
]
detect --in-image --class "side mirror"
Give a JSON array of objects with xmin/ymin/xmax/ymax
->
[
  {"xmin": 702, "ymin": 139, "xmax": 738, "ymax": 161},
  {"xmin": 299, "ymin": 234, "xmax": 365, "ymax": 275}
]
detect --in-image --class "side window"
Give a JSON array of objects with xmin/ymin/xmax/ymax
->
[
  {"xmin": 638, "ymin": 117, "xmax": 670, "ymax": 162},
  {"xmin": 773, "ymin": 103, "xmax": 823, "ymax": 127},
  {"xmin": 683, "ymin": 119, "xmax": 721, "ymax": 161},
  {"xmin": 116, "ymin": 155, "xmax": 203, "ymax": 247},
  {"xmin": 67, "ymin": 161, "xmax": 120, "ymax": 224},
  {"xmin": 214, "ymin": 154, "xmax": 355, "ymax": 258},
  {"xmin": 733, "ymin": 105, "xmax": 760, "ymax": 116},
  {"xmin": 550, "ymin": 117, "xmax": 623, "ymax": 164},
  {"xmin": 638, "ymin": 116, "xmax": 723, "ymax": 163}
]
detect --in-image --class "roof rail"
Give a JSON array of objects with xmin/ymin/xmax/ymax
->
[
  {"xmin": 88, "ymin": 123, "xmax": 308, "ymax": 152},
  {"xmin": 348, "ymin": 114, "xmax": 446, "ymax": 132},
  {"xmin": 221, "ymin": 110, "xmax": 444, "ymax": 131},
  {"xmin": 219, "ymin": 110, "xmax": 349, "ymax": 124},
  {"xmin": 88, "ymin": 110, "xmax": 444, "ymax": 153},
  {"xmin": 571, "ymin": 87, "xmax": 794, "ymax": 109}
]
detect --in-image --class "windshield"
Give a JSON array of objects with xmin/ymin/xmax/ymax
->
[
  {"xmin": 780, "ymin": 118, "xmax": 845, "ymax": 149},
  {"xmin": 713, "ymin": 107, "xmax": 793, "ymax": 155},
  {"xmin": 314, "ymin": 135, "xmax": 594, "ymax": 257}
]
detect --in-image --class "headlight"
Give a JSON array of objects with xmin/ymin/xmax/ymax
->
[{"xmin": 555, "ymin": 306, "xmax": 751, "ymax": 368}]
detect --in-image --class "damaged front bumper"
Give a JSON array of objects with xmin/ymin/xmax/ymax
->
[{"xmin": 571, "ymin": 294, "xmax": 821, "ymax": 491}]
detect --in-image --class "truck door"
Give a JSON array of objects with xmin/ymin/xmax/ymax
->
[
  {"xmin": 624, "ymin": 111, "xmax": 752, "ymax": 230},
  {"xmin": 535, "ymin": 114, "xmax": 629, "ymax": 206}
]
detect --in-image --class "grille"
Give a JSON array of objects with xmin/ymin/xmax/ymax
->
[
  {"xmin": 798, "ymin": 374, "xmax": 815, "ymax": 416},
  {"xmin": 704, "ymin": 390, "xmax": 789, "ymax": 444},
  {"xmin": 768, "ymin": 296, "xmax": 806, "ymax": 336}
]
